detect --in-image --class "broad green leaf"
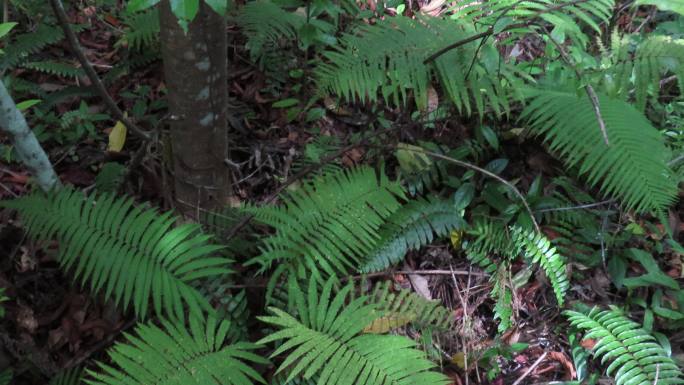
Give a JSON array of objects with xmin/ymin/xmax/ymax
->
[
  {"xmin": 107, "ymin": 121, "xmax": 127, "ymax": 152},
  {"xmin": 204, "ymin": 0, "xmax": 228, "ymax": 15},
  {"xmin": 171, "ymin": 0, "xmax": 200, "ymax": 27},
  {"xmin": 636, "ymin": 0, "xmax": 684, "ymax": 15},
  {"xmin": 16, "ymin": 99, "xmax": 41, "ymax": 111},
  {"xmin": 127, "ymin": 0, "xmax": 161, "ymax": 12},
  {"xmin": 272, "ymin": 98, "xmax": 300, "ymax": 108},
  {"xmin": 0, "ymin": 22, "xmax": 17, "ymax": 39}
]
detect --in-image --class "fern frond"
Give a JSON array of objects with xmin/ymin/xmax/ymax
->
[
  {"xmin": 491, "ymin": 265, "xmax": 513, "ymax": 333},
  {"xmin": 3, "ymin": 189, "xmax": 231, "ymax": 320},
  {"xmin": 122, "ymin": 8, "xmax": 160, "ymax": 50},
  {"xmin": 605, "ymin": 34, "xmax": 684, "ymax": 111},
  {"xmin": 365, "ymin": 281, "xmax": 454, "ymax": 331},
  {"xmin": 521, "ymin": 89, "xmax": 678, "ymax": 213},
  {"xmin": 511, "ymin": 226, "xmax": 569, "ymax": 305},
  {"xmin": 565, "ymin": 306, "xmax": 684, "ymax": 385},
  {"xmin": 360, "ymin": 196, "xmax": 465, "ymax": 273},
  {"xmin": 462, "ymin": 218, "xmax": 513, "ymax": 273},
  {"xmin": 237, "ymin": 1, "xmax": 305, "ymax": 59},
  {"xmin": 86, "ymin": 316, "xmax": 267, "ymax": 385},
  {"xmin": 22, "ymin": 61, "xmax": 84, "ymax": 79},
  {"xmin": 50, "ymin": 368, "xmax": 83, "ymax": 385},
  {"xmin": 258, "ymin": 278, "xmax": 450, "ymax": 385},
  {"xmin": 395, "ymin": 142, "xmax": 448, "ymax": 196},
  {"xmin": 316, "ymin": 16, "xmax": 522, "ymax": 117},
  {"xmin": 0, "ymin": 24, "xmax": 65, "ymax": 70},
  {"xmin": 246, "ymin": 166, "xmax": 405, "ymax": 293},
  {"xmin": 0, "ymin": 287, "xmax": 7, "ymax": 318}
]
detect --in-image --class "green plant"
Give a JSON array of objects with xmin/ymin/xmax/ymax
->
[
  {"xmin": 86, "ymin": 315, "xmax": 267, "ymax": 385},
  {"xmin": 565, "ymin": 306, "xmax": 684, "ymax": 385},
  {"xmin": 257, "ymin": 278, "xmax": 450, "ymax": 385},
  {"xmin": 50, "ymin": 368, "xmax": 83, "ymax": 385},
  {"xmin": 0, "ymin": 287, "xmax": 7, "ymax": 318},
  {"xmin": 0, "ymin": 369, "xmax": 11, "ymax": 385},
  {"xmin": 521, "ymin": 88, "xmax": 678, "ymax": 213},
  {"xmin": 2, "ymin": 188, "xmax": 231, "ymax": 320}
]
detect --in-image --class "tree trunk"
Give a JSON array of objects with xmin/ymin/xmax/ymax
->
[
  {"xmin": 159, "ymin": 0, "xmax": 232, "ymax": 217},
  {"xmin": 0, "ymin": 80, "xmax": 60, "ymax": 192}
]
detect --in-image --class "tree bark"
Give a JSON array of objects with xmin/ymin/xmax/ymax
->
[
  {"xmin": 159, "ymin": 0, "xmax": 232, "ymax": 216},
  {"xmin": 0, "ymin": 80, "xmax": 60, "ymax": 192}
]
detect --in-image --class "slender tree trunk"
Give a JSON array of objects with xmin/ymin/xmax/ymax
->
[
  {"xmin": 159, "ymin": 0, "xmax": 232, "ymax": 216},
  {"xmin": 0, "ymin": 80, "xmax": 60, "ymax": 192}
]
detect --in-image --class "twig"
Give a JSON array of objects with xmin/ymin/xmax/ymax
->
[
  {"xmin": 400, "ymin": 147, "xmax": 541, "ymax": 233},
  {"xmin": 539, "ymin": 25, "xmax": 609, "ymax": 145},
  {"xmin": 533, "ymin": 199, "xmax": 614, "ymax": 213},
  {"xmin": 423, "ymin": 0, "xmax": 590, "ymax": 64},
  {"xmin": 512, "ymin": 351, "xmax": 548, "ymax": 385},
  {"xmin": 49, "ymin": 0, "xmax": 151, "ymax": 141}
]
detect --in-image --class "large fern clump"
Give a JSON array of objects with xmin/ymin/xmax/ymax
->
[
  {"xmin": 565, "ymin": 307, "xmax": 684, "ymax": 385},
  {"xmin": 316, "ymin": 16, "xmax": 522, "ymax": 117},
  {"xmin": 258, "ymin": 279, "xmax": 450, "ymax": 385},
  {"xmin": 245, "ymin": 166, "xmax": 405, "ymax": 293},
  {"xmin": 237, "ymin": 0, "xmax": 305, "ymax": 59},
  {"xmin": 86, "ymin": 316, "xmax": 267, "ymax": 385},
  {"xmin": 3, "ymin": 189, "xmax": 231, "ymax": 320},
  {"xmin": 521, "ymin": 89, "xmax": 678, "ymax": 213},
  {"xmin": 360, "ymin": 196, "xmax": 465, "ymax": 273}
]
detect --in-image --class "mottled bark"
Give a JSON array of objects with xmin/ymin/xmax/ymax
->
[
  {"xmin": 159, "ymin": 0, "xmax": 232, "ymax": 216},
  {"xmin": 0, "ymin": 80, "xmax": 60, "ymax": 192}
]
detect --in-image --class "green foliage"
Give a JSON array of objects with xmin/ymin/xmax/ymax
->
[
  {"xmin": 237, "ymin": 1, "xmax": 305, "ymax": 60},
  {"xmin": 565, "ymin": 306, "xmax": 684, "ymax": 385},
  {"xmin": 360, "ymin": 196, "xmax": 465, "ymax": 273},
  {"xmin": 521, "ymin": 89, "xmax": 678, "ymax": 213},
  {"xmin": 366, "ymin": 281, "xmax": 454, "ymax": 331},
  {"xmin": 257, "ymin": 278, "xmax": 450, "ymax": 385},
  {"xmin": 50, "ymin": 368, "xmax": 83, "ymax": 385},
  {"xmin": 95, "ymin": 162, "xmax": 126, "ymax": 193},
  {"xmin": 0, "ymin": 24, "xmax": 65, "ymax": 71},
  {"xmin": 316, "ymin": 16, "xmax": 521, "ymax": 117},
  {"xmin": 21, "ymin": 61, "xmax": 85, "ymax": 79},
  {"xmin": 603, "ymin": 33, "xmax": 684, "ymax": 111},
  {"xmin": 122, "ymin": 8, "xmax": 160, "ymax": 51},
  {"xmin": 86, "ymin": 315, "xmax": 267, "ymax": 385},
  {"xmin": 511, "ymin": 226, "xmax": 569, "ymax": 305},
  {"xmin": 0, "ymin": 369, "xmax": 11, "ymax": 385},
  {"xmin": 462, "ymin": 218, "xmax": 513, "ymax": 274},
  {"xmin": 2, "ymin": 188, "xmax": 231, "ymax": 320},
  {"xmin": 491, "ymin": 265, "xmax": 513, "ymax": 333},
  {"xmin": 245, "ymin": 166, "xmax": 405, "ymax": 293},
  {"xmin": 0, "ymin": 287, "xmax": 7, "ymax": 318}
]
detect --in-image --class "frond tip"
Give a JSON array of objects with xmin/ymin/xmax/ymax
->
[
  {"xmin": 2, "ymin": 189, "xmax": 232, "ymax": 320},
  {"xmin": 258, "ymin": 279, "xmax": 450, "ymax": 385},
  {"xmin": 564, "ymin": 306, "xmax": 684, "ymax": 385},
  {"xmin": 86, "ymin": 316, "xmax": 267, "ymax": 385}
]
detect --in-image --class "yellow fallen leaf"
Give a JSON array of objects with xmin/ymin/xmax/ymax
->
[
  {"xmin": 450, "ymin": 229, "xmax": 464, "ymax": 249},
  {"xmin": 363, "ymin": 313, "xmax": 415, "ymax": 334},
  {"xmin": 451, "ymin": 352, "xmax": 466, "ymax": 369},
  {"xmin": 107, "ymin": 120, "xmax": 127, "ymax": 152}
]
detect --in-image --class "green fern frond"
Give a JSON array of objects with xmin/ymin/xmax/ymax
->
[
  {"xmin": 360, "ymin": 196, "xmax": 465, "ymax": 273},
  {"xmin": 246, "ymin": 166, "xmax": 405, "ymax": 293},
  {"xmin": 462, "ymin": 218, "xmax": 513, "ymax": 273},
  {"xmin": 237, "ymin": 1, "xmax": 305, "ymax": 59},
  {"xmin": 605, "ymin": 34, "xmax": 684, "ymax": 111},
  {"xmin": 0, "ymin": 287, "xmax": 7, "ymax": 318},
  {"xmin": 0, "ymin": 24, "xmax": 66, "ymax": 70},
  {"xmin": 564, "ymin": 306, "xmax": 684, "ymax": 385},
  {"xmin": 366, "ymin": 281, "xmax": 454, "ymax": 331},
  {"xmin": 86, "ymin": 316, "xmax": 267, "ymax": 385},
  {"xmin": 316, "ymin": 16, "xmax": 522, "ymax": 117},
  {"xmin": 511, "ymin": 226, "xmax": 569, "ymax": 305},
  {"xmin": 270, "ymin": 372, "xmax": 318, "ymax": 385},
  {"xmin": 491, "ymin": 265, "xmax": 513, "ymax": 333},
  {"xmin": 201, "ymin": 279, "xmax": 251, "ymax": 342},
  {"xmin": 22, "ymin": 61, "xmax": 84, "ymax": 79},
  {"xmin": 395, "ymin": 142, "xmax": 448, "ymax": 196},
  {"xmin": 257, "ymin": 278, "xmax": 450, "ymax": 385},
  {"xmin": 0, "ymin": 369, "xmax": 11, "ymax": 385},
  {"xmin": 3, "ymin": 188, "xmax": 231, "ymax": 320},
  {"xmin": 521, "ymin": 89, "xmax": 678, "ymax": 213},
  {"xmin": 50, "ymin": 368, "xmax": 83, "ymax": 385},
  {"xmin": 122, "ymin": 8, "xmax": 160, "ymax": 50}
]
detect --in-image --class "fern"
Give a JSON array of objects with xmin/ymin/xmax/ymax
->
[
  {"xmin": 86, "ymin": 316, "xmax": 267, "ymax": 385},
  {"xmin": 257, "ymin": 278, "xmax": 450, "ymax": 385},
  {"xmin": 360, "ymin": 196, "xmax": 465, "ymax": 273},
  {"xmin": 462, "ymin": 218, "xmax": 514, "ymax": 274},
  {"xmin": 122, "ymin": 8, "xmax": 160, "ymax": 50},
  {"xmin": 50, "ymin": 368, "xmax": 83, "ymax": 385},
  {"xmin": 604, "ymin": 33, "xmax": 684, "ymax": 111},
  {"xmin": 245, "ymin": 166, "xmax": 405, "ymax": 294},
  {"xmin": 521, "ymin": 88, "xmax": 678, "ymax": 213},
  {"xmin": 491, "ymin": 265, "xmax": 513, "ymax": 333},
  {"xmin": 511, "ymin": 226, "xmax": 569, "ymax": 306},
  {"xmin": 316, "ymin": 16, "xmax": 522, "ymax": 117},
  {"xmin": 565, "ymin": 306, "xmax": 684, "ymax": 385},
  {"xmin": 365, "ymin": 281, "xmax": 454, "ymax": 331},
  {"xmin": 238, "ymin": 1, "xmax": 305, "ymax": 59},
  {"xmin": 22, "ymin": 61, "xmax": 84, "ymax": 79},
  {"xmin": 3, "ymin": 188, "xmax": 231, "ymax": 320},
  {"xmin": 0, "ymin": 287, "xmax": 7, "ymax": 318},
  {"xmin": 0, "ymin": 24, "xmax": 66, "ymax": 70}
]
